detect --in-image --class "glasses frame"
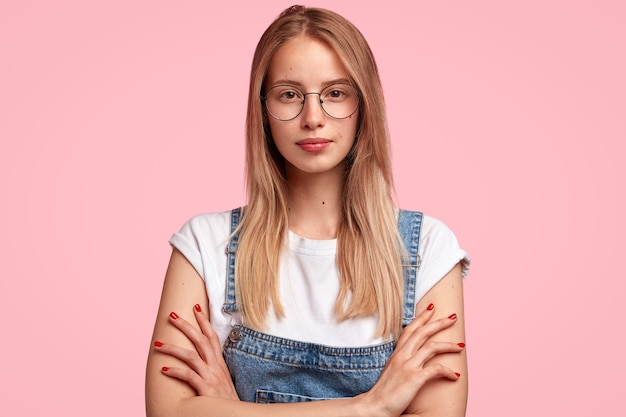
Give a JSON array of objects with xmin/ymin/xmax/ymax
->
[{"xmin": 261, "ymin": 82, "xmax": 361, "ymax": 121}]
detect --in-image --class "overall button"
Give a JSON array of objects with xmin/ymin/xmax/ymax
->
[{"xmin": 229, "ymin": 326, "xmax": 242, "ymax": 343}]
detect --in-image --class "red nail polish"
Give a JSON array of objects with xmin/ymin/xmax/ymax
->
[
  {"xmin": 170, "ymin": 312, "xmax": 179, "ymax": 320},
  {"xmin": 427, "ymin": 303, "xmax": 434, "ymax": 311},
  {"xmin": 154, "ymin": 341, "xmax": 163, "ymax": 347},
  {"xmin": 162, "ymin": 366, "xmax": 169, "ymax": 372},
  {"xmin": 448, "ymin": 313, "xmax": 457, "ymax": 320},
  {"xmin": 457, "ymin": 342, "xmax": 465, "ymax": 348},
  {"xmin": 455, "ymin": 372, "xmax": 461, "ymax": 377},
  {"xmin": 194, "ymin": 304, "xmax": 202, "ymax": 312}
]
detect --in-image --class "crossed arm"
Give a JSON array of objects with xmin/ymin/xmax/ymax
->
[{"xmin": 145, "ymin": 248, "xmax": 467, "ymax": 417}]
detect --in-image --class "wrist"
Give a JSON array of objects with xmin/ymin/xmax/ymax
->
[{"xmin": 352, "ymin": 392, "xmax": 390, "ymax": 417}]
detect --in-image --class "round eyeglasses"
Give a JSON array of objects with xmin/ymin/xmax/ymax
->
[{"xmin": 262, "ymin": 83, "xmax": 360, "ymax": 121}]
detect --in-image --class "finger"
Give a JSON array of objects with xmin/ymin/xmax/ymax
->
[
  {"xmin": 413, "ymin": 362, "xmax": 462, "ymax": 386},
  {"xmin": 168, "ymin": 311, "xmax": 214, "ymax": 363},
  {"xmin": 388, "ymin": 337, "xmax": 465, "ymax": 378},
  {"xmin": 160, "ymin": 366, "xmax": 210, "ymax": 396},
  {"xmin": 409, "ymin": 340, "xmax": 466, "ymax": 368},
  {"xmin": 395, "ymin": 303, "xmax": 436, "ymax": 350},
  {"xmin": 404, "ymin": 306, "xmax": 458, "ymax": 336},
  {"xmin": 192, "ymin": 305, "xmax": 224, "ymax": 360},
  {"xmin": 154, "ymin": 341, "xmax": 210, "ymax": 377},
  {"xmin": 409, "ymin": 303, "xmax": 436, "ymax": 328},
  {"xmin": 406, "ymin": 314, "xmax": 459, "ymax": 354},
  {"xmin": 168, "ymin": 310, "xmax": 233, "ymax": 383},
  {"xmin": 192, "ymin": 305, "xmax": 233, "ymax": 379},
  {"xmin": 162, "ymin": 365, "xmax": 239, "ymax": 400},
  {"xmin": 396, "ymin": 311, "xmax": 459, "ymax": 353}
]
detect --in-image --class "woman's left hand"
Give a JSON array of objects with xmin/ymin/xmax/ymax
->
[{"xmin": 153, "ymin": 305, "xmax": 239, "ymax": 400}]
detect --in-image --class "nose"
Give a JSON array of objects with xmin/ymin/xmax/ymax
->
[{"xmin": 300, "ymin": 92, "xmax": 325, "ymax": 129}]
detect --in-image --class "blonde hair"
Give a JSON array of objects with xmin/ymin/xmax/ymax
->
[{"xmin": 236, "ymin": 5, "xmax": 405, "ymax": 338}]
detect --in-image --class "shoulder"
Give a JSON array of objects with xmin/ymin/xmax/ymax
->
[
  {"xmin": 176, "ymin": 209, "xmax": 234, "ymax": 237},
  {"xmin": 420, "ymin": 214, "xmax": 460, "ymax": 247},
  {"xmin": 398, "ymin": 209, "xmax": 470, "ymax": 280},
  {"xmin": 398, "ymin": 209, "xmax": 462, "ymax": 249},
  {"xmin": 168, "ymin": 208, "xmax": 238, "ymax": 279},
  {"xmin": 422, "ymin": 214, "xmax": 470, "ymax": 278}
]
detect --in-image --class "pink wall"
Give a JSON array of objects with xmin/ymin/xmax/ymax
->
[{"xmin": 1, "ymin": 1, "xmax": 624, "ymax": 415}]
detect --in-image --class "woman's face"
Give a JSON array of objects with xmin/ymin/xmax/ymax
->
[{"xmin": 265, "ymin": 36, "xmax": 359, "ymax": 178}]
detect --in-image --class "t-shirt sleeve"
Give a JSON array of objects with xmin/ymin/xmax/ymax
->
[
  {"xmin": 415, "ymin": 216, "xmax": 470, "ymax": 303},
  {"xmin": 169, "ymin": 216, "xmax": 208, "ymax": 279},
  {"xmin": 168, "ymin": 211, "xmax": 231, "ymax": 284}
]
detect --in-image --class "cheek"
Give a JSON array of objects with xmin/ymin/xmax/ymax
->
[
  {"xmin": 267, "ymin": 119, "xmax": 282, "ymax": 141},
  {"xmin": 345, "ymin": 116, "xmax": 359, "ymax": 140},
  {"xmin": 267, "ymin": 120, "xmax": 295, "ymax": 154},
  {"xmin": 348, "ymin": 113, "xmax": 359, "ymax": 136}
]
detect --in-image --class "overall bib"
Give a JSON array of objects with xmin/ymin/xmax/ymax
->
[{"xmin": 222, "ymin": 207, "xmax": 423, "ymax": 403}]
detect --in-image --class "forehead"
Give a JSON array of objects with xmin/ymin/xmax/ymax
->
[{"xmin": 266, "ymin": 36, "xmax": 350, "ymax": 88}]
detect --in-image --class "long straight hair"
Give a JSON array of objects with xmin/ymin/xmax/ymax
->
[{"xmin": 235, "ymin": 5, "xmax": 405, "ymax": 338}]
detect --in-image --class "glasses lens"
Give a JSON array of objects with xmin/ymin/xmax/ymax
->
[
  {"xmin": 265, "ymin": 85, "xmax": 304, "ymax": 121},
  {"xmin": 265, "ymin": 84, "xmax": 359, "ymax": 121},
  {"xmin": 319, "ymin": 83, "xmax": 359, "ymax": 119}
]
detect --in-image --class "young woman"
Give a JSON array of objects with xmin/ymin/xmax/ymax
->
[{"xmin": 146, "ymin": 5, "xmax": 470, "ymax": 417}]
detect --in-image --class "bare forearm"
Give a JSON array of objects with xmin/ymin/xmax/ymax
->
[
  {"xmin": 148, "ymin": 395, "xmax": 373, "ymax": 417},
  {"xmin": 399, "ymin": 408, "xmax": 466, "ymax": 417},
  {"xmin": 146, "ymin": 256, "xmax": 467, "ymax": 417}
]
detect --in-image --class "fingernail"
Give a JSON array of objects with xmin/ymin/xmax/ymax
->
[
  {"xmin": 194, "ymin": 304, "xmax": 202, "ymax": 312},
  {"xmin": 457, "ymin": 342, "xmax": 465, "ymax": 348},
  {"xmin": 162, "ymin": 366, "xmax": 169, "ymax": 372},
  {"xmin": 170, "ymin": 311, "xmax": 179, "ymax": 320},
  {"xmin": 427, "ymin": 303, "xmax": 434, "ymax": 311},
  {"xmin": 455, "ymin": 372, "xmax": 461, "ymax": 377},
  {"xmin": 448, "ymin": 313, "xmax": 457, "ymax": 320},
  {"xmin": 154, "ymin": 341, "xmax": 163, "ymax": 347}
]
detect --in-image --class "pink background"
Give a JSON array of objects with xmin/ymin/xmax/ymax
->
[{"xmin": 1, "ymin": 0, "xmax": 624, "ymax": 415}]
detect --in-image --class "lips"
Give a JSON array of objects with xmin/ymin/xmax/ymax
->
[
  {"xmin": 296, "ymin": 138, "xmax": 332, "ymax": 152},
  {"xmin": 296, "ymin": 138, "xmax": 331, "ymax": 145}
]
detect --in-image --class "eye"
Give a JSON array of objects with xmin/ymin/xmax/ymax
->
[
  {"xmin": 269, "ymin": 85, "xmax": 303, "ymax": 103},
  {"xmin": 323, "ymin": 84, "xmax": 353, "ymax": 102},
  {"xmin": 281, "ymin": 90, "xmax": 298, "ymax": 100}
]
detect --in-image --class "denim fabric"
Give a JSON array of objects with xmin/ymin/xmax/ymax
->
[
  {"xmin": 222, "ymin": 207, "xmax": 423, "ymax": 403},
  {"xmin": 224, "ymin": 326, "xmax": 396, "ymax": 403}
]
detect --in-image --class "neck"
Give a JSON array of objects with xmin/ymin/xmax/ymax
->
[{"xmin": 285, "ymin": 166, "xmax": 344, "ymax": 240}]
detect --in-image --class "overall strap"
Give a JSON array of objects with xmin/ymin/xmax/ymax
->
[
  {"xmin": 222, "ymin": 207, "xmax": 423, "ymax": 323},
  {"xmin": 398, "ymin": 209, "xmax": 423, "ymax": 327},
  {"xmin": 222, "ymin": 207, "xmax": 242, "ymax": 314}
]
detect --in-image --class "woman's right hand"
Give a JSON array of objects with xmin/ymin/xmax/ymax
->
[
  {"xmin": 153, "ymin": 304, "xmax": 239, "ymax": 400},
  {"xmin": 358, "ymin": 304, "xmax": 465, "ymax": 417}
]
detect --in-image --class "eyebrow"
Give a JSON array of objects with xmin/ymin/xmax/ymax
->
[{"xmin": 269, "ymin": 78, "xmax": 352, "ymax": 89}]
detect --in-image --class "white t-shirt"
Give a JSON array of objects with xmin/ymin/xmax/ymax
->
[{"xmin": 170, "ymin": 209, "xmax": 470, "ymax": 347}]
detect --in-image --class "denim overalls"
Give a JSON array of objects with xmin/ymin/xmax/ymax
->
[{"xmin": 222, "ymin": 207, "xmax": 423, "ymax": 403}]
